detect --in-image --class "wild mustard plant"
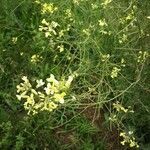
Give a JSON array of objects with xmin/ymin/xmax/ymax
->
[
  {"xmin": 16, "ymin": 74, "xmax": 74, "ymax": 115},
  {"xmin": 1, "ymin": 0, "xmax": 149, "ymax": 148}
]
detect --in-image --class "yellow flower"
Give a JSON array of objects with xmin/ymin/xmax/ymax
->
[
  {"xmin": 53, "ymin": 92, "xmax": 66, "ymax": 104},
  {"xmin": 12, "ymin": 37, "xmax": 18, "ymax": 44},
  {"xmin": 65, "ymin": 9, "xmax": 72, "ymax": 18},
  {"xmin": 24, "ymin": 93, "xmax": 35, "ymax": 109},
  {"xmin": 39, "ymin": 19, "xmax": 59, "ymax": 38},
  {"xmin": 31, "ymin": 54, "xmax": 42, "ymax": 64},
  {"xmin": 57, "ymin": 45, "xmax": 64, "ymax": 52},
  {"xmin": 101, "ymin": 54, "xmax": 110, "ymax": 62},
  {"xmin": 31, "ymin": 89, "xmax": 38, "ymax": 95},
  {"xmin": 41, "ymin": 19, "xmax": 49, "ymax": 26},
  {"xmin": 36, "ymin": 79, "xmax": 45, "ymax": 88},
  {"xmin": 111, "ymin": 67, "xmax": 121, "ymax": 78},
  {"xmin": 98, "ymin": 19, "xmax": 107, "ymax": 27},
  {"xmin": 65, "ymin": 75, "xmax": 74, "ymax": 87},
  {"xmin": 58, "ymin": 30, "xmax": 65, "ymax": 38},
  {"xmin": 91, "ymin": 3, "xmax": 98, "ymax": 9},
  {"xmin": 46, "ymin": 74, "xmax": 59, "ymax": 85},
  {"xmin": 44, "ymin": 83, "xmax": 52, "ymax": 95},
  {"xmin": 41, "ymin": 3, "xmax": 58, "ymax": 14},
  {"xmin": 33, "ymin": 0, "xmax": 40, "ymax": 4},
  {"xmin": 82, "ymin": 29, "xmax": 90, "ymax": 36},
  {"xmin": 16, "ymin": 77, "xmax": 31, "ymax": 93},
  {"xmin": 120, "ymin": 131, "xmax": 139, "ymax": 148},
  {"xmin": 16, "ymin": 85, "xmax": 24, "ymax": 93},
  {"xmin": 113, "ymin": 101, "xmax": 129, "ymax": 113},
  {"xmin": 22, "ymin": 76, "xmax": 28, "ymax": 82},
  {"xmin": 101, "ymin": 0, "xmax": 112, "ymax": 8},
  {"xmin": 16, "ymin": 91, "xmax": 28, "ymax": 101},
  {"xmin": 137, "ymin": 51, "xmax": 149, "ymax": 63},
  {"xmin": 121, "ymin": 141, "xmax": 125, "ymax": 145},
  {"xmin": 16, "ymin": 74, "xmax": 74, "ymax": 115}
]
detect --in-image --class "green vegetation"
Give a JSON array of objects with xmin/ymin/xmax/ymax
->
[{"xmin": 0, "ymin": 0, "xmax": 150, "ymax": 149}]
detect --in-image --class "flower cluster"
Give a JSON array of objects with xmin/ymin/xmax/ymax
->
[
  {"xmin": 91, "ymin": 3, "xmax": 98, "ymax": 9},
  {"xmin": 120, "ymin": 131, "xmax": 139, "ymax": 148},
  {"xmin": 119, "ymin": 10, "xmax": 136, "ymax": 25},
  {"xmin": 121, "ymin": 58, "xmax": 126, "ymax": 67},
  {"xmin": 82, "ymin": 29, "xmax": 90, "ymax": 36},
  {"xmin": 108, "ymin": 114, "xmax": 117, "ymax": 122},
  {"xmin": 119, "ymin": 34, "xmax": 128, "ymax": 44},
  {"xmin": 73, "ymin": 0, "xmax": 84, "ymax": 5},
  {"xmin": 39, "ymin": 19, "xmax": 59, "ymax": 38},
  {"xmin": 31, "ymin": 54, "xmax": 43, "ymax": 64},
  {"xmin": 110, "ymin": 67, "xmax": 121, "ymax": 78},
  {"xmin": 101, "ymin": 53, "xmax": 110, "ymax": 62},
  {"xmin": 12, "ymin": 37, "xmax": 18, "ymax": 44},
  {"xmin": 16, "ymin": 74, "xmax": 74, "ymax": 115},
  {"xmin": 113, "ymin": 101, "xmax": 134, "ymax": 113},
  {"xmin": 57, "ymin": 45, "xmax": 64, "ymax": 52},
  {"xmin": 41, "ymin": 3, "xmax": 58, "ymax": 14},
  {"xmin": 65, "ymin": 9, "xmax": 74, "ymax": 21},
  {"xmin": 98, "ymin": 18, "xmax": 111, "ymax": 35},
  {"xmin": 98, "ymin": 19, "xmax": 108, "ymax": 27},
  {"xmin": 101, "ymin": 0, "xmax": 112, "ymax": 8},
  {"xmin": 137, "ymin": 51, "xmax": 149, "ymax": 63}
]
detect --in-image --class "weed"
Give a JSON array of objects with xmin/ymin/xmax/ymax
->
[{"xmin": 0, "ymin": 0, "xmax": 150, "ymax": 149}]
